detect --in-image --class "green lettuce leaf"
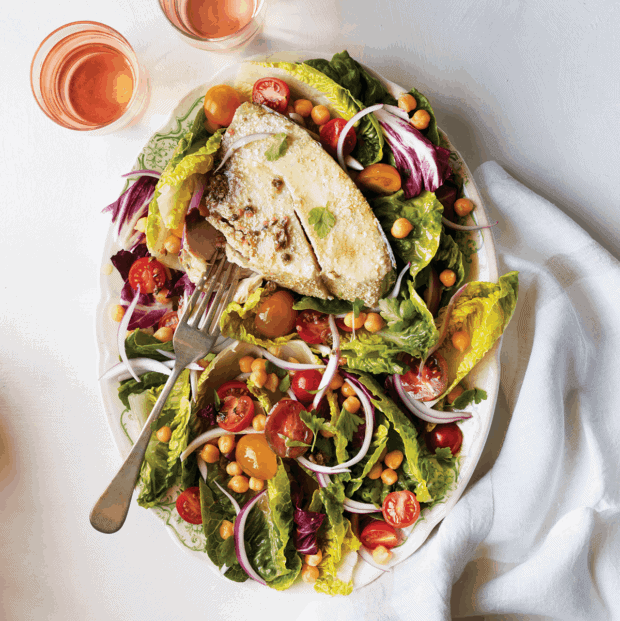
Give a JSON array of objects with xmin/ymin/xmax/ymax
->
[
  {"xmin": 117, "ymin": 371, "xmax": 167, "ymax": 410},
  {"xmin": 407, "ymin": 87, "xmax": 440, "ymax": 146},
  {"xmin": 439, "ymin": 271, "xmax": 519, "ymax": 395},
  {"xmin": 451, "ymin": 387, "xmax": 487, "ymax": 409},
  {"xmin": 123, "ymin": 330, "xmax": 174, "ymax": 360}
]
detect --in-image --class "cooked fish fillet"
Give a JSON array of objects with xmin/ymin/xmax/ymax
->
[{"xmin": 202, "ymin": 103, "xmax": 394, "ymax": 305}]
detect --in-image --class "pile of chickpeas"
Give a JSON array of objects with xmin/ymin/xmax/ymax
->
[
  {"xmin": 342, "ymin": 310, "xmax": 385, "ymax": 334},
  {"xmin": 366, "ymin": 448, "xmax": 404, "ymax": 486},
  {"xmin": 238, "ymin": 355, "xmax": 281, "ymax": 392}
]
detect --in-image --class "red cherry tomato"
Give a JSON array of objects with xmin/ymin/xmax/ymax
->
[
  {"xmin": 254, "ymin": 290, "xmax": 298, "ymax": 338},
  {"xmin": 217, "ymin": 395, "xmax": 255, "ymax": 432},
  {"xmin": 158, "ymin": 310, "xmax": 179, "ymax": 331},
  {"xmin": 264, "ymin": 399, "xmax": 313, "ymax": 458},
  {"xmin": 216, "ymin": 380, "xmax": 251, "ymax": 401},
  {"xmin": 128, "ymin": 257, "xmax": 167, "ymax": 294},
  {"xmin": 175, "ymin": 486, "xmax": 202, "ymax": 524},
  {"xmin": 425, "ymin": 422, "xmax": 463, "ymax": 456},
  {"xmin": 295, "ymin": 310, "xmax": 331, "ymax": 344},
  {"xmin": 319, "ymin": 118, "xmax": 357, "ymax": 157},
  {"xmin": 291, "ymin": 369, "xmax": 323, "ymax": 404},
  {"xmin": 252, "ymin": 77, "xmax": 290, "ymax": 113},
  {"xmin": 360, "ymin": 520, "xmax": 400, "ymax": 550},
  {"xmin": 382, "ymin": 490, "xmax": 420, "ymax": 528},
  {"xmin": 400, "ymin": 352, "xmax": 448, "ymax": 401}
]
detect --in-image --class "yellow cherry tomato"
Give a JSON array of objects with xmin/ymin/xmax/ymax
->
[{"xmin": 204, "ymin": 84, "xmax": 241, "ymax": 127}]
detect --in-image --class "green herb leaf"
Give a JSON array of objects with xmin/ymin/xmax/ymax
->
[
  {"xmin": 279, "ymin": 434, "xmax": 310, "ymax": 449},
  {"xmin": 265, "ymin": 133, "xmax": 289, "ymax": 161},
  {"xmin": 213, "ymin": 389, "xmax": 221, "ymax": 409},
  {"xmin": 434, "ymin": 447, "xmax": 454, "ymax": 460},
  {"xmin": 451, "ymin": 387, "xmax": 488, "ymax": 409},
  {"xmin": 278, "ymin": 373, "xmax": 291, "ymax": 393},
  {"xmin": 352, "ymin": 298, "xmax": 365, "ymax": 318},
  {"xmin": 308, "ymin": 204, "xmax": 336, "ymax": 239},
  {"xmin": 299, "ymin": 409, "xmax": 335, "ymax": 452}
]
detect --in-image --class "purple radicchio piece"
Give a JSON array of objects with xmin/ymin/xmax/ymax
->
[
  {"xmin": 196, "ymin": 403, "xmax": 217, "ymax": 425},
  {"xmin": 102, "ymin": 176, "xmax": 158, "ymax": 237},
  {"xmin": 374, "ymin": 108, "xmax": 451, "ymax": 199},
  {"xmin": 293, "ymin": 507, "xmax": 325, "ymax": 556},
  {"xmin": 110, "ymin": 246, "xmax": 150, "ymax": 281},
  {"xmin": 126, "ymin": 307, "xmax": 169, "ymax": 331}
]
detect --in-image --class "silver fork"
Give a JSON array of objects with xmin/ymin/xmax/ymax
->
[{"xmin": 90, "ymin": 250, "xmax": 241, "ymax": 534}]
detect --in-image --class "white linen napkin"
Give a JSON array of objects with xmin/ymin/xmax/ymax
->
[{"xmin": 298, "ymin": 162, "xmax": 620, "ymax": 620}]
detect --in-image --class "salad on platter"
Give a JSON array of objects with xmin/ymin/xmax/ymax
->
[{"xmin": 98, "ymin": 51, "xmax": 518, "ymax": 595}]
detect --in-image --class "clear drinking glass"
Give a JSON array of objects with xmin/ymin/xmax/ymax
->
[
  {"xmin": 158, "ymin": 0, "xmax": 267, "ymax": 51},
  {"xmin": 30, "ymin": 22, "xmax": 149, "ymax": 134}
]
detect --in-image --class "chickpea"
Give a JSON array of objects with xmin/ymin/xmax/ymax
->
[
  {"xmin": 252, "ymin": 414, "xmax": 267, "ymax": 431},
  {"xmin": 134, "ymin": 217, "xmax": 148, "ymax": 233},
  {"xmin": 249, "ymin": 477, "xmax": 264, "ymax": 492},
  {"xmin": 264, "ymin": 372, "xmax": 280, "ymax": 393},
  {"xmin": 384, "ymin": 450, "xmax": 404, "ymax": 470},
  {"xmin": 226, "ymin": 461, "xmax": 243, "ymax": 476},
  {"xmin": 110, "ymin": 304, "xmax": 125, "ymax": 322},
  {"xmin": 156, "ymin": 425, "xmax": 172, "ymax": 443},
  {"xmin": 219, "ymin": 520, "xmax": 234, "ymax": 540},
  {"xmin": 218, "ymin": 435, "xmax": 235, "ymax": 454},
  {"xmin": 304, "ymin": 550, "xmax": 323, "ymax": 566},
  {"xmin": 320, "ymin": 429, "xmax": 335, "ymax": 438},
  {"xmin": 454, "ymin": 198, "xmax": 474, "ymax": 217},
  {"xmin": 391, "ymin": 218, "xmax": 413, "ymax": 239},
  {"xmin": 439, "ymin": 269, "xmax": 457, "ymax": 287},
  {"xmin": 311, "ymin": 105, "xmax": 330, "ymax": 126},
  {"xmin": 341, "ymin": 382, "xmax": 356, "ymax": 398},
  {"xmin": 251, "ymin": 358, "xmax": 267, "ymax": 373},
  {"xmin": 367, "ymin": 462, "xmax": 383, "ymax": 480},
  {"xmin": 343, "ymin": 396, "xmax": 361, "ymax": 414},
  {"xmin": 250, "ymin": 368, "xmax": 267, "ymax": 389},
  {"xmin": 411, "ymin": 109, "xmax": 431, "ymax": 130},
  {"xmin": 164, "ymin": 235, "xmax": 182, "ymax": 254},
  {"xmin": 344, "ymin": 311, "xmax": 367, "ymax": 330},
  {"xmin": 301, "ymin": 563, "xmax": 320, "ymax": 583},
  {"xmin": 451, "ymin": 330, "xmax": 471, "ymax": 352},
  {"xmin": 397, "ymin": 93, "xmax": 417, "ymax": 113},
  {"xmin": 447, "ymin": 384, "xmax": 465, "ymax": 404},
  {"xmin": 200, "ymin": 443, "xmax": 220, "ymax": 464},
  {"xmin": 294, "ymin": 99, "xmax": 313, "ymax": 117},
  {"xmin": 381, "ymin": 468, "xmax": 398, "ymax": 485},
  {"xmin": 153, "ymin": 326, "xmax": 174, "ymax": 343},
  {"xmin": 329, "ymin": 373, "xmax": 344, "ymax": 390},
  {"xmin": 372, "ymin": 545, "xmax": 393, "ymax": 565},
  {"xmin": 364, "ymin": 312, "xmax": 385, "ymax": 333},
  {"xmin": 228, "ymin": 475, "xmax": 250, "ymax": 494},
  {"xmin": 239, "ymin": 356, "xmax": 254, "ymax": 373},
  {"xmin": 172, "ymin": 223, "xmax": 185, "ymax": 238},
  {"xmin": 153, "ymin": 288, "xmax": 170, "ymax": 305}
]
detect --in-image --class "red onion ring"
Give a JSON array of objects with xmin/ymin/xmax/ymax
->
[
  {"xmin": 442, "ymin": 216, "xmax": 498, "ymax": 231},
  {"xmin": 122, "ymin": 169, "xmax": 161, "ymax": 179},
  {"xmin": 214, "ymin": 479, "xmax": 241, "ymax": 515},
  {"xmin": 389, "ymin": 262, "xmax": 411, "ymax": 299},
  {"xmin": 196, "ymin": 455, "xmax": 208, "ymax": 482},
  {"xmin": 117, "ymin": 286, "xmax": 141, "ymax": 382},
  {"xmin": 336, "ymin": 104, "xmax": 384, "ymax": 171},
  {"xmin": 188, "ymin": 176, "xmax": 205, "ymax": 214},
  {"xmin": 310, "ymin": 315, "xmax": 340, "ymax": 410},
  {"xmin": 383, "ymin": 104, "xmax": 410, "ymax": 121},
  {"xmin": 99, "ymin": 358, "xmax": 172, "ymax": 382},
  {"xmin": 252, "ymin": 346, "xmax": 326, "ymax": 371},
  {"xmin": 342, "ymin": 499, "xmax": 381, "ymax": 514},
  {"xmin": 345, "ymin": 155, "xmax": 364, "ymax": 171},
  {"xmin": 234, "ymin": 491, "xmax": 268, "ymax": 585},
  {"xmin": 215, "ymin": 133, "xmax": 277, "ymax": 172}
]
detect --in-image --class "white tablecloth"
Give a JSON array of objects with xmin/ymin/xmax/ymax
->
[{"xmin": 2, "ymin": 1, "xmax": 620, "ymax": 619}]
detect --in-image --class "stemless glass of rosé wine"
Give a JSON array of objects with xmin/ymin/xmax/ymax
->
[
  {"xmin": 158, "ymin": 0, "xmax": 267, "ymax": 51},
  {"xmin": 30, "ymin": 22, "xmax": 149, "ymax": 134}
]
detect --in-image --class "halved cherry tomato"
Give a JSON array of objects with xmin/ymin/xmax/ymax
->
[
  {"xmin": 235, "ymin": 434, "xmax": 278, "ymax": 479},
  {"xmin": 265, "ymin": 399, "xmax": 313, "ymax": 458},
  {"xmin": 176, "ymin": 486, "xmax": 202, "ymax": 524},
  {"xmin": 382, "ymin": 490, "xmax": 420, "ymax": 528},
  {"xmin": 252, "ymin": 77, "xmax": 290, "ymax": 113},
  {"xmin": 357, "ymin": 163, "xmax": 402, "ymax": 194},
  {"xmin": 319, "ymin": 118, "xmax": 357, "ymax": 157},
  {"xmin": 217, "ymin": 395, "xmax": 255, "ymax": 432},
  {"xmin": 128, "ymin": 257, "xmax": 167, "ymax": 294},
  {"xmin": 204, "ymin": 84, "xmax": 241, "ymax": 126},
  {"xmin": 158, "ymin": 310, "xmax": 179, "ymax": 331},
  {"xmin": 291, "ymin": 369, "xmax": 323, "ymax": 404},
  {"xmin": 254, "ymin": 290, "xmax": 297, "ymax": 338},
  {"xmin": 295, "ymin": 310, "xmax": 331, "ymax": 344},
  {"xmin": 400, "ymin": 352, "xmax": 448, "ymax": 401},
  {"xmin": 425, "ymin": 422, "xmax": 463, "ymax": 455},
  {"xmin": 360, "ymin": 520, "xmax": 400, "ymax": 550},
  {"xmin": 216, "ymin": 380, "xmax": 251, "ymax": 401}
]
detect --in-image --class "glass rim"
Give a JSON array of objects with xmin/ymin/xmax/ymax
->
[
  {"xmin": 157, "ymin": 0, "xmax": 265, "ymax": 44},
  {"xmin": 30, "ymin": 20, "xmax": 145, "ymax": 132}
]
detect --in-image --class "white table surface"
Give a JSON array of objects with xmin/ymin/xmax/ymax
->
[{"xmin": 2, "ymin": 1, "xmax": 619, "ymax": 619}]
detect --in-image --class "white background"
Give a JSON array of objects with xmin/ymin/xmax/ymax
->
[{"xmin": 1, "ymin": 0, "xmax": 619, "ymax": 619}]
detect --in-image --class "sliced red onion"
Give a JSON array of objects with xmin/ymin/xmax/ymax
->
[
  {"xmin": 117, "ymin": 286, "xmax": 142, "ymax": 382},
  {"xmin": 383, "ymin": 104, "xmax": 410, "ymax": 121},
  {"xmin": 336, "ymin": 104, "xmax": 384, "ymax": 171},
  {"xmin": 180, "ymin": 428, "xmax": 260, "ymax": 462},
  {"xmin": 234, "ymin": 491, "xmax": 268, "ymax": 585},
  {"xmin": 389, "ymin": 262, "xmax": 411, "ymax": 299},
  {"xmin": 215, "ymin": 133, "xmax": 277, "ymax": 172},
  {"xmin": 342, "ymin": 498, "xmax": 381, "ymax": 514},
  {"xmin": 161, "ymin": 359, "xmax": 204, "ymax": 372},
  {"xmin": 313, "ymin": 343, "xmax": 331, "ymax": 357},
  {"xmin": 122, "ymin": 169, "xmax": 161, "ymax": 179},
  {"xmin": 316, "ymin": 473, "xmax": 330, "ymax": 488},
  {"xmin": 358, "ymin": 547, "xmax": 391, "ymax": 573},
  {"xmin": 393, "ymin": 374, "xmax": 472, "ymax": 423},
  {"xmin": 310, "ymin": 315, "xmax": 340, "ymax": 410},
  {"xmin": 345, "ymin": 155, "xmax": 364, "ymax": 171},
  {"xmin": 190, "ymin": 369, "xmax": 199, "ymax": 403},
  {"xmin": 442, "ymin": 216, "xmax": 498, "ymax": 231},
  {"xmin": 99, "ymin": 358, "xmax": 172, "ymax": 382},
  {"xmin": 289, "ymin": 112, "xmax": 305, "ymax": 126},
  {"xmin": 254, "ymin": 347, "xmax": 326, "ymax": 371},
  {"xmin": 286, "ymin": 389, "xmax": 298, "ymax": 401},
  {"xmin": 197, "ymin": 455, "xmax": 208, "ymax": 481},
  {"xmin": 235, "ymin": 372, "xmax": 251, "ymax": 381},
  {"xmin": 298, "ymin": 459, "xmax": 350, "ymax": 475},
  {"xmin": 188, "ymin": 176, "xmax": 205, "ymax": 214},
  {"xmin": 214, "ymin": 479, "xmax": 241, "ymax": 515}
]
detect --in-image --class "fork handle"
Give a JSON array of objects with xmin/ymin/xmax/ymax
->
[{"xmin": 89, "ymin": 364, "xmax": 185, "ymax": 534}]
